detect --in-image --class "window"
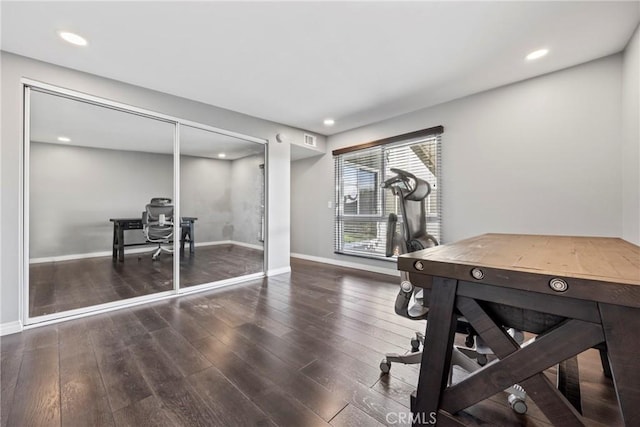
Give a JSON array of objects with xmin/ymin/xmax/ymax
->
[{"xmin": 334, "ymin": 127, "xmax": 443, "ymax": 259}]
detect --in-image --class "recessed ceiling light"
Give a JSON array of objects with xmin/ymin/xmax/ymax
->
[
  {"xmin": 57, "ymin": 136, "xmax": 71, "ymax": 142},
  {"xmin": 526, "ymin": 49, "xmax": 549, "ymax": 61},
  {"xmin": 218, "ymin": 153, "xmax": 226, "ymax": 158},
  {"xmin": 58, "ymin": 31, "xmax": 88, "ymax": 46},
  {"xmin": 323, "ymin": 118, "xmax": 335, "ymax": 126}
]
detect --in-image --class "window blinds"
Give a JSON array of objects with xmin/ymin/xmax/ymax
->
[{"xmin": 334, "ymin": 131, "xmax": 442, "ymax": 259}]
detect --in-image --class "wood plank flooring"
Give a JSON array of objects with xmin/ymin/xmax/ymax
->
[
  {"xmin": 29, "ymin": 244, "xmax": 264, "ymax": 317},
  {"xmin": 4, "ymin": 259, "xmax": 622, "ymax": 426}
]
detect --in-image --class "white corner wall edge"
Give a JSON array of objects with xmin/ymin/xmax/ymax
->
[
  {"xmin": 0, "ymin": 321, "xmax": 23, "ymax": 336},
  {"xmin": 290, "ymin": 252, "xmax": 400, "ymax": 277},
  {"xmin": 267, "ymin": 266, "xmax": 292, "ymax": 276}
]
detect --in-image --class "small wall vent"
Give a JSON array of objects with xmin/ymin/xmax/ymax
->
[{"xmin": 303, "ymin": 134, "xmax": 317, "ymax": 148}]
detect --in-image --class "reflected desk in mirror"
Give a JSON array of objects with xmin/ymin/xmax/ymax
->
[{"xmin": 110, "ymin": 217, "xmax": 197, "ymax": 262}]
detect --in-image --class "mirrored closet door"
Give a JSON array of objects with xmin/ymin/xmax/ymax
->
[
  {"xmin": 27, "ymin": 89, "xmax": 175, "ymax": 318},
  {"xmin": 179, "ymin": 125, "xmax": 266, "ymax": 289}
]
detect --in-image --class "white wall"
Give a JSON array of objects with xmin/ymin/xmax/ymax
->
[
  {"xmin": 622, "ymin": 25, "xmax": 640, "ymax": 245},
  {"xmin": 292, "ymin": 55, "xmax": 624, "ymax": 270},
  {"xmin": 30, "ymin": 142, "xmax": 173, "ymax": 258},
  {"xmin": 231, "ymin": 154, "xmax": 265, "ymax": 246},
  {"xmin": 1, "ymin": 52, "xmax": 326, "ymax": 325},
  {"xmin": 29, "ymin": 143, "xmax": 267, "ymax": 259},
  {"xmin": 181, "ymin": 155, "xmax": 233, "ymax": 243}
]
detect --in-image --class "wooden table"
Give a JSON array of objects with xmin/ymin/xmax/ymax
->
[
  {"xmin": 398, "ymin": 233, "xmax": 640, "ymax": 426},
  {"xmin": 110, "ymin": 217, "xmax": 197, "ymax": 262}
]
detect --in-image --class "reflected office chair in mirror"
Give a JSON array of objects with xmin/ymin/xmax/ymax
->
[
  {"xmin": 379, "ymin": 168, "xmax": 527, "ymax": 414},
  {"xmin": 142, "ymin": 197, "xmax": 174, "ymax": 261}
]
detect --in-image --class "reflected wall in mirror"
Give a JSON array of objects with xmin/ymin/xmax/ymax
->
[
  {"xmin": 179, "ymin": 125, "xmax": 265, "ymax": 287},
  {"xmin": 28, "ymin": 90, "xmax": 175, "ymax": 317}
]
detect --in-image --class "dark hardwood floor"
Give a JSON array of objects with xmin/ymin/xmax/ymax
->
[
  {"xmin": 4, "ymin": 259, "xmax": 621, "ymax": 426},
  {"xmin": 29, "ymin": 244, "xmax": 264, "ymax": 317}
]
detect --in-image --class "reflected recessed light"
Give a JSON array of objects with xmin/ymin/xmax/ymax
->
[
  {"xmin": 57, "ymin": 136, "xmax": 71, "ymax": 142},
  {"xmin": 526, "ymin": 49, "xmax": 548, "ymax": 61},
  {"xmin": 323, "ymin": 118, "xmax": 335, "ymax": 126},
  {"xmin": 218, "ymin": 153, "xmax": 226, "ymax": 158},
  {"xmin": 58, "ymin": 31, "xmax": 88, "ymax": 46}
]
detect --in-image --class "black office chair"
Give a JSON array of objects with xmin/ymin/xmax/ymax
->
[
  {"xmin": 142, "ymin": 197, "xmax": 174, "ymax": 261},
  {"xmin": 379, "ymin": 168, "xmax": 454, "ymax": 365},
  {"xmin": 379, "ymin": 168, "xmax": 528, "ymax": 414}
]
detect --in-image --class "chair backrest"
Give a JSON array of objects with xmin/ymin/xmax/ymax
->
[
  {"xmin": 382, "ymin": 169, "xmax": 437, "ymax": 320},
  {"xmin": 143, "ymin": 197, "xmax": 174, "ymax": 241},
  {"xmin": 383, "ymin": 169, "xmax": 438, "ymax": 256}
]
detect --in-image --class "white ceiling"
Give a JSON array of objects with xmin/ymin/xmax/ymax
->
[
  {"xmin": 2, "ymin": 1, "xmax": 639, "ymax": 136},
  {"xmin": 30, "ymin": 90, "xmax": 265, "ymax": 160}
]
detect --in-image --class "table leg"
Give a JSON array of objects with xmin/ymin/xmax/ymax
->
[
  {"xmin": 599, "ymin": 303, "xmax": 640, "ymax": 426},
  {"xmin": 112, "ymin": 223, "xmax": 118, "ymax": 262},
  {"xmin": 189, "ymin": 222, "xmax": 195, "ymax": 253},
  {"xmin": 456, "ymin": 296, "xmax": 584, "ymax": 426},
  {"xmin": 413, "ymin": 277, "xmax": 458, "ymax": 426},
  {"xmin": 118, "ymin": 227, "xmax": 125, "ymax": 262}
]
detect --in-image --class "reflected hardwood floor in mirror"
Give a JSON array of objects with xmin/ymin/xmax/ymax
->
[
  {"xmin": 29, "ymin": 244, "xmax": 264, "ymax": 317},
  {"xmin": 5, "ymin": 259, "xmax": 621, "ymax": 426}
]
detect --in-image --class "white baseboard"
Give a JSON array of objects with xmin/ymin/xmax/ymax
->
[
  {"xmin": 0, "ymin": 321, "xmax": 23, "ymax": 336},
  {"xmin": 194, "ymin": 240, "xmax": 233, "ymax": 247},
  {"xmin": 195, "ymin": 240, "xmax": 264, "ymax": 251},
  {"xmin": 290, "ymin": 252, "xmax": 399, "ymax": 277},
  {"xmin": 30, "ymin": 240, "xmax": 264, "ymax": 264},
  {"xmin": 231, "ymin": 240, "xmax": 265, "ymax": 251},
  {"xmin": 29, "ymin": 246, "xmax": 155, "ymax": 264},
  {"xmin": 267, "ymin": 266, "xmax": 292, "ymax": 276}
]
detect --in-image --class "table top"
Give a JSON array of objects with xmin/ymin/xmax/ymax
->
[{"xmin": 399, "ymin": 233, "xmax": 640, "ymax": 287}]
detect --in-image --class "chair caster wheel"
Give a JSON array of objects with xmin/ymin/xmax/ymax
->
[
  {"xmin": 477, "ymin": 354, "xmax": 488, "ymax": 366},
  {"xmin": 465, "ymin": 335, "xmax": 475, "ymax": 348},
  {"xmin": 410, "ymin": 338, "xmax": 421, "ymax": 352},
  {"xmin": 508, "ymin": 395, "xmax": 527, "ymax": 414},
  {"xmin": 380, "ymin": 359, "xmax": 391, "ymax": 374}
]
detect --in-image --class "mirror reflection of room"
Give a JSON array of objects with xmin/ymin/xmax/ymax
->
[
  {"xmin": 28, "ymin": 90, "xmax": 266, "ymax": 319},
  {"xmin": 28, "ymin": 90, "xmax": 175, "ymax": 317},
  {"xmin": 179, "ymin": 125, "xmax": 265, "ymax": 288}
]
